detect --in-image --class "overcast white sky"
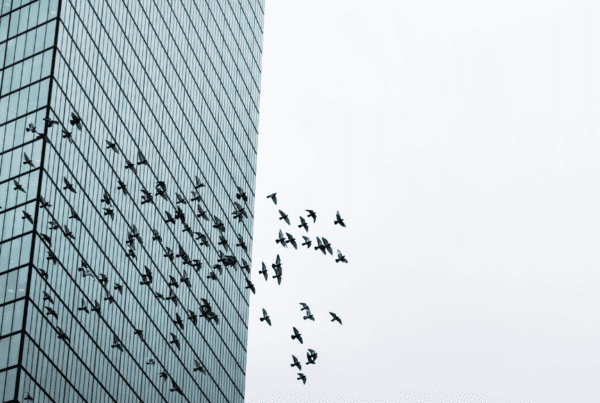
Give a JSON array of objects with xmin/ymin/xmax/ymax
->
[{"xmin": 245, "ymin": 1, "xmax": 600, "ymax": 402}]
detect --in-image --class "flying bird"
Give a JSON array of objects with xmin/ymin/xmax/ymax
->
[
  {"xmin": 314, "ymin": 237, "xmax": 326, "ymax": 255},
  {"xmin": 301, "ymin": 236, "xmax": 311, "ymax": 248},
  {"xmin": 272, "ymin": 266, "xmax": 282, "ymax": 285},
  {"xmin": 43, "ymin": 117, "xmax": 58, "ymax": 127},
  {"xmin": 306, "ymin": 349, "xmax": 318, "ymax": 365},
  {"xmin": 188, "ymin": 310, "xmax": 198, "ymax": 326},
  {"xmin": 212, "ymin": 216, "xmax": 225, "ymax": 232},
  {"xmin": 159, "ymin": 371, "xmax": 168, "ymax": 381},
  {"xmin": 46, "ymin": 251, "xmax": 58, "ymax": 265},
  {"xmin": 272, "ymin": 254, "xmax": 282, "ymax": 271},
  {"xmin": 23, "ymin": 152, "xmax": 34, "ymax": 167},
  {"xmin": 38, "ymin": 233, "xmax": 51, "ymax": 246},
  {"xmin": 25, "ymin": 122, "xmax": 37, "ymax": 134},
  {"xmin": 164, "ymin": 212, "xmax": 175, "ymax": 224},
  {"xmin": 166, "ymin": 289, "xmax": 179, "ymax": 306},
  {"xmin": 194, "ymin": 175, "xmax": 204, "ymax": 189},
  {"xmin": 56, "ymin": 327, "xmax": 70, "ymax": 344},
  {"xmin": 78, "ymin": 298, "xmax": 89, "ymax": 314},
  {"xmin": 236, "ymin": 234, "xmax": 247, "ymax": 251},
  {"xmin": 278, "ymin": 210, "xmax": 290, "ymax": 225},
  {"xmin": 174, "ymin": 206, "xmax": 185, "ymax": 223},
  {"xmin": 240, "ymin": 259, "xmax": 250, "ymax": 273},
  {"xmin": 291, "ymin": 355, "xmax": 302, "ymax": 370},
  {"xmin": 24, "ymin": 392, "xmax": 34, "ymax": 401},
  {"xmin": 39, "ymin": 196, "xmax": 52, "ymax": 209},
  {"xmin": 152, "ymin": 229, "xmax": 162, "ymax": 243},
  {"xmin": 44, "ymin": 306, "xmax": 58, "ymax": 319},
  {"xmin": 124, "ymin": 158, "xmax": 136, "ymax": 174},
  {"xmin": 259, "ymin": 262, "xmax": 268, "ymax": 281},
  {"xmin": 266, "ymin": 193, "xmax": 277, "ymax": 204},
  {"xmin": 140, "ymin": 266, "xmax": 153, "ymax": 285},
  {"xmin": 22, "ymin": 210, "xmax": 33, "ymax": 224},
  {"xmin": 147, "ymin": 358, "xmax": 155, "ymax": 365},
  {"xmin": 63, "ymin": 224, "xmax": 75, "ymax": 240},
  {"xmin": 299, "ymin": 303, "xmax": 310, "ymax": 311},
  {"xmin": 276, "ymin": 230, "xmax": 288, "ymax": 247},
  {"xmin": 336, "ymin": 250, "xmax": 348, "ymax": 263},
  {"xmin": 176, "ymin": 193, "xmax": 186, "ymax": 204},
  {"xmin": 167, "ymin": 275, "xmax": 179, "ymax": 288},
  {"xmin": 13, "ymin": 180, "xmax": 25, "ymax": 193},
  {"xmin": 191, "ymin": 190, "xmax": 202, "ymax": 202},
  {"xmin": 181, "ymin": 270, "xmax": 191, "ymax": 288},
  {"xmin": 173, "ymin": 313, "xmax": 184, "ymax": 330},
  {"xmin": 134, "ymin": 328, "xmax": 144, "ymax": 341},
  {"xmin": 117, "ymin": 180, "xmax": 128, "ymax": 195},
  {"xmin": 303, "ymin": 310, "xmax": 315, "ymax": 321},
  {"xmin": 286, "ymin": 233, "xmax": 297, "ymax": 249},
  {"xmin": 291, "ymin": 327, "xmax": 303, "ymax": 344},
  {"xmin": 245, "ymin": 279, "xmax": 256, "ymax": 294},
  {"xmin": 91, "ymin": 300, "xmax": 102, "ymax": 317},
  {"xmin": 322, "ymin": 237, "xmax": 333, "ymax": 255},
  {"xmin": 43, "ymin": 291, "xmax": 54, "ymax": 304},
  {"xmin": 170, "ymin": 378, "xmax": 184, "ymax": 395},
  {"xmin": 218, "ymin": 234, "xmax": 229, "ymax": 250},
  {"xmin": 70, "ymin": 112, "xmax": 82, "ymax": 130},
  {"xmin": 306, "ymin": 209, "xmax": 317, "ymax": 223},
  {"xmin": 111, "ymin": 335, "xmax": 123, "ymax": 351},
  {"xmin": 62, "ymin": 128, "xmax": 73, "ymax": 143},
  {"xmin": 329, "ymin": 312, "xmax": 342, "ymax": 325},
  {"xmin": 69, "ymin": 207, "xmax": 80, "ymax": 221},
  {"xmin": 297, "ymin": 373, "xmax": 306, "ymax": 384},
  {"xmin": 103, "ymin": 207, "xmax": 114, "ymax": 220},
  {"xmin": 169, "ymin": 333, "xmax": 180, "ymax": 350},
  {"xmin": 196, "ymin": 205, "xmax": 209, "ymax": 220},
  {"xmin": 207, "ymin": 271, "xmax": 218, "ymax": 281},
  {"xmin": 193, "ymin": 359, "xmax": 206, "ymax": 373},
  {"xmin": 101, "ymin": 190, "xmax": 112, "ymax": 205},
  {"xmin": 63, "ymin": 177, "xmax": 76, "ymax": 193},
  {"xmin": 114, "ymin": 283, "xmax": 123, "ymax": 294},
  {"xmin": 298, "ymin": 216, "xmax": 308, "ymax": 232},
  {"xmin": 106, "ymin": 140, "xmax": 119, "ymax": 153},
  {"xmin": 260, "ymin": 308, "xmax": 271, "ymax": 326},
  {"xmin": 141, "ymin": 188, "xmax": 153, "ymax": 204},
  {"xmin": 236, "ymin": 186, "xmax": 248, "ymax": 202},
  {"xmin": 334, "ymin": 211, "xmax": 346, "ymax": 227},
  {"xmin": 137, "ymin": 150, "xmax": 148, "ymax": 165}
]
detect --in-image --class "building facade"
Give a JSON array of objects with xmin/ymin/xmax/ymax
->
[{"xmin": 0, "ymin": 0, "xmax": 264, "ymax": 401}]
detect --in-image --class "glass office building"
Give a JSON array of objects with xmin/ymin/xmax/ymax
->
[{"xmin": 0, "ymin": 0, "xmax": 264, "ymax": 401}]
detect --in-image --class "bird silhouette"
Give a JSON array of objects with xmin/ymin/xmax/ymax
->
[
  {"xmin": 218, "ymin": 234, "xmax": 229, "ymax": 250},
  {"xmin": 103, "ymin": 208, "xmax": 114, "ymax": 220},
  {"xmin": 334, "ymin": 211, "xmax": 346, "ymax": 227},
  {"xmin": 272, "ymin": 266, "xmax": 282, "ymax": 285},
  {"xmin": 245, "ymin": 279, "xmax": 256, "ymax": 294},
  {"xmin": 62, "ymin": 128, "xmax": 73, "ymax": 143},
  {"xmin": 266, "ymin": 193, "xmax": 277, "ymax": 204},
  {"xmin": 117, "ymin": 180, "xmax": 128, "ymax": 195},
  {"xmin": 276, "ymin": 230, "xmax": 288, "ymax": 247},
  {"xmin": 13, "ymin": 180, "xmax": 25, "ymax": 193},
  {"xmin": 306, "ymin": 349, "xmax": 318, "ymax": 365},
  {"xmin": 291, "ymin": 355, "xmax": 302, "ymax": 370},
  {"xmin": 78, "ymin": 298, "xmax": 89, "ymax": 314},
  {"xmin": 306, "ymin": 209, "xmax": 317, "ymax": 223},
  {"xmin": 140, "ymin": 266, "xmax": 153, "ymax": 285},
  {"xmin": 314, "ymin": 237, "xmax": 326, "ymax": 255},
  {"xmin": 106, "ymin": 140, "xmax": 119, "ymax": 153},
  {"xmin": 43, "ymin": 291, "xmax": 54, "ymax": 304},
  {"xmin": 39, "ymin": 196, "xmax": 52, "ymax": 209},
  {"xmin": 286, "ymin": 233, "xmax": 298, "ymax": 249},
  {"xmin": 152, "ymin": 229, "xmax": 162, "ymax": 243},
  {"xmin": 22, "ymin": 210, "xmax": 33, "ymax": 224},
  {"xmin": 303, "ymin": 309, "xmax": 315, "ymax": 321},
  {"xmin": 141, "ymin": 188, "xmax": 153, "ymax": 204},
  {"xmin": 181, "ymin": 270, "xmax": 191, "ymax": 288},
  {"xmin": 212, "ymin": 215, "xmax": 225, "ymax": 232},
  {"xmin": 301, "ymin": 236, "xmax": 312, "ymax": 248},
  {"xmin": 134, "ymin": 328, "xmax": 144, "ymax": 341},
  {"xmin": 191, "ymin": 190, "xmax": 202, "ymax": 202},
  {"xmin": 329, "ymin": 312, "xmax": 342, "ymax": 324},
  {"xmin": 193, "ymin": 359, "xmax": 206, "ymax": 373},
  {"xmin": 299, "ymin": 303, "xmax": 310, "ymax": 311},
  {"xmin": 298, "ymin": 216, "xmax": 309, "ymax": 232},
  {"xmin": 170, "ymin": 378, "xmax": 184, "ymax": 396},
  {"xmin": 25, "ymin": 122, "xmax": 37, "ymax": 134},
  {"xmin": 38, "ymin": 233, "xmax": 51, "ymax": 246},
  {"xmin": 194, "ymin": 175, "xmax": 204, "ymax": 189},
  {"xmin": 124, "ymin": 158, "xmax": 136, "ymax": 174},
  {"xmin": 63, "ymin": 177, "xmax": 76, "ymax": 193},
  {"xmin": 166, "ymin": 289, "xmax": 179, "ymax": 306},
  {"xmin": 164, "ymin": 247, "xmax": 174, "ymax": 261},
  {"xmin": 111, "ymin": 335, "xmax": 123, "ymax": 351},
  {"xmin": 69, "ymin": 207, "xmax": 80, "ymax": 221},
  {"xmin": 44, "ymin": 306, "xmax": 58, "ymax": 319},
  {"xmin": 291, "ymin": 327, "xmax": 303, "ymax": 344},
  {"xmin": 43, "ymin": 117, "xmax": 58, "ymax": 127},
  {"xmin": 322, "ymin": 237, "xmax": 333, "ymax": 255},
  {"xmin": 56, "ymin": 327, "xmax": 70, "ymax": 344},
  {"xmin": 236, "ymin": 186, "xmax": 248, "ymax": 202},
  {"xmin": 196, "ymin": 206, "xmax": 209, "ymax": 220},
  {"xmin": 46, "ymin": 251, "xmax": 58, "ymax": 265},
  {"xmin": 63, "ymin": 224, "xmax": 75, "ymax": 240},
  {"xmin": 24, "ymin": 392, "xmax": 33, "ymax": 401},
  {"xmin": 207, "ymin": 271, "xmax": 218, "ymax": 281},
  {"xmin": 147, "ymin": 358, "xmax": 155, "ymax": 365},
  {"xmin": 240, "ymin": 259, "xmax": 250, "ymax": 273},
  {"xmin": 188, "ymin": 310, "xmax": 198, "ymax": 326},
  {"xmin": 23, "ymin": 152, "xmax": 34, "ymax": 167},
  {"xmin": 336, "ymin": 250, "xmax": 348, "ymax": 263},
  {"xmin": 173, "ymin": 313, "xmax": 184, "ymax": 330},
  {"xmin": 169, "ymin": 333, "xmax": 180, "ymax": 350},
  {"xmin": 260, "ymin": 308, "xmax": 271, "ymax": 326},
  {"xmin": 297, "ymin": 373, "xmax": 306, "ymax": 384},
  {"xmin": 137, "ymin": 150, "xmax": 147, "ymax": 165},
  {"xmin": 259, "ymin": 262, "xmax": 268, "ymax": 281},
  {"xmin": 70, "ymin": 112, "xmax": 82, "ymax": 130},
  {"xmin": 167, "ymin": 275, "xmax": 179, "ymax": 288},
  {"xmin": 236, "ymin": 234, "xmax": 247, "ymax": 251},
  {"xmin": 278, "ymin": 210, "xmax": 290, "ymax": 225}
]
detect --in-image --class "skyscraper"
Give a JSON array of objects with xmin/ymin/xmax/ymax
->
[{"xmin": 0, "ymin": 0, "xmax": 264, "ymax": 401}]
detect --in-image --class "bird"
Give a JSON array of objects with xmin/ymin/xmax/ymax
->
[
  {"xmin": 140, "ymin": 266, "xmax": 153, "ymax": 285},
  {"xmin": 299, "ymin": 303, "xmax": 310, "ymax": 311},
  {"xmin": 298, "ymin": 216, "xmax": 309, "ymax": 232},
  {"xmin": 314, "ymin": 237, "xmax": 326, "ymax": 255},
  {"xmin": 297, "ymin": 373, "xmax": 306, "ymax": 384},
  {"xmin": 306, "ymin": 209, "xmax": 317, "ymax": 223},
  {"xmin": 173, "ymin": 313, "xmax": 184, "ymax": 330},
  {"xmin": 236, "ymin": 234, "xmax": 247, "ymax": 251},
  {"xmin": 104, "ymin": 292, "xmax": 115, "ymax": 304},
  {"xmin": 322, "ymin": 237, "xmax": 333, "ymax": 255},
  {"xmin": 155, "ymin": 183, "xmax": 167, "ymax": 199},
  {"xmin": 62, "ymin": 128, "xmax": 73, "ymax": 143},
  {"xmin": 164, "ymin": 247, "xmax": 174, "ymax": 261},
  {"xmin": 117, "ymin": 180, "xmax": 128, "ymax": 195},
  {"xmin": 170, "ymin": 378, "xmax": 184, "ymax": 396},
  {"xmin": 38, "ymin": 269, "xmax": 48, "ymax": 280},
  {"xmin": 63, "ymin": 177, "xmax": 76, "ymax": 193},
  {"xmin": 70, "ymin": 112, "xmax": 82, "ymax": 130},
  {"xmin": 39, "ymin": 196, "xmax": 52, "ymax": 209},
  {"xmin": 42, "ymin": 291, "xmax": 54, "ymax": 304},
  {"xmin": 176, "ymin": 193, "xmax": 186, "ymax": 204},
  {"xmin": 301, "ymin": 236, "xmax": 311, "ymax": 248},
  {"xmin": 141, "ymin": 188, "xmax": 153, "ymax": 204},
  {"xmin": 25, "ymin": 122, "xmax": 37, "ymax": 134},
  {"xmin": 259, "ymin": 262, "xmax": 268, "ymax": 281},
  {"xmin": 159, "ymin": 371, "xmax": 168, "ymax": 380},
  {"xmin": 218, "ymin": 234, "xmax": 229, "ymax": 250},
  {"xmin": 24, "ymin": 392, "xmax": 34, "ymax": 401},
  {"xmin": 260, "ymin": 308, "xmax": 271, "ymax": 326},
  {"xmin": 212, "ymin": 263, "xmax": 223, "ymax": 275},
  {"xmin": 336, "ymin": 250, "xmax": 348, "ymax": 263},
  {"xmin": 69, "ymin": 207, "xmax": 80, "ymax": 221},
  {"xmin": 78, "ymin": 298, "xmax": 89, "ymax": 314},
  {"xmin": 334, "ymin": 210, "xmax": 346, "ymax": 227},
  {"xmin": 43, "ymin": 117, "xmax": 58, "ymax": 127},
  {"xmin": 188, "ymin": 310, "xmax": 198, "ymax": 326},
  {"xmin": 137, "ymin": 150, "xmax": 147, "ymax": 165},
  {"xmin": 103, "ymin": 208, "xmax": 114, "ymax": 220},
  {"xmin": 207, "ymin": 271, "xmax": 218, "ymax": 281},
  {"xmin": 166, "ymin": 289, "xmax": 179, "ymax": 306},
  {"xmin": 152, "ymin": 229, "xmax": 162, "ymax": 243},
  {"xmin": 303, "ymin": 309, "xmax": 315, "ymax": 321},
  {"xmin": 245, "ymin": 279, "xmax": 255, "ymax": 294},
  {"xmin": 23, "ymin": 152, "xmax": 34, "ymax": 167},
  {"xmin": 212, "ymin": 215, "xmax": 225, "ymax": 232},
  {"xmin": 291, "ymin": 355, "xmax": 302, "ymax": 370},
  {"xmin": 266, "ymin": 193, "xmax": 277, "ymax": 204},
  {"xmin": 306, "ymin": 349, "xmax": 318, "ymax": 365},
  {"xmin": 191, "ymin": 260, "xmax": 202, "ymax": 272},
  {"xmin": 291, "ymin": 327, "xmax": 303, "ymax": 344},
  {"xmin": 193, "ymin": 359, "xmax": 206, "ymax": 373},
  {"xmin": 22, "ymin": 210, "xmax": 33, "ymax": 224},
  {"xmin": 13, "ymin": 180, "xmax": 25, "ymax": 193},
  {"xmin": 147, "ymin": 358, "xmax": 155, "ymax": 365},
  {"xmin": 44, "ymin": 306, "xmax": 58, "ymax": 319},
  {"xmin": 240, "ymin": 259, "xmax": 250, "ymax": 273},
  {"xmin": 124, "ymin": 158, "xmax": 136, "ymax": 174},
  {"xmin": 272, "ymin": 265, "xmax": 282, "ymax": 285},
  {"xmin": 286, "ymin": 233, "xmax": 297, "ymax": 249},
  {"xmin": 196, "ymin": 206, "xmax": 209, "ymax": 220},
  {"xmin": 169, "ymin": 333, "xmax": 180, "ymax": 350},
  {"xmin": 167, "ymin": 275, "xmax": 179, "ymax": 288},
  {"xmin": 163, "ymin": 211, "xmax": 175, "ymax": 225},
  {"xmin": 101, "ymin": 190, "xmax": 112, "ymax": 205},
  {"xmin": 329, "ymin": 312, "xmax": 342, "ymax": 324},
  {"xmin": 111, "ymin": 335, "xmax": 123, "ymax": 351},
  {"xmin": 272, "ymin": 254, "xmax": 282, "ymax": 271},
  {"xmin": 190, "ymin": 190, "xmax": 202, "ymax": 202},
  {"xmin": 174, "ymin": 206, "xmax": 185, "ymax": 223},
  {"xmin": 200, "ymin": 298, "xmax": 212, "ymax": 313},
  {"xmin": 181, "ymin": 270, "xmax": 191, "ymax": 288},
  {"xmin": 97, "ymin": 273, "xmax": 109, "ymax": 287},
  {"xmin": 106, "ymin": 140, "xmax": 119, "ymax": 153},
  {"xmin": 46, "ymin": 251, "xmax": 58, "ymax": 264},
  {"xmin": 134, "ymin": 328, "xmax": 144, "ymax": 341},
  {"xmin": 236, "ymin": 186, "xmax": 248, "ymax": 202},
  {"xmin": 194, "ymin": 175, "xmax": 204, "ymax": 189},
  {"xmin": 38, "ymin": 233, "xmax": 51, "ymax": 246},
  {"xmin": 275, "ymin": 230, "xmax": 288, "ymax": 247},
  {"xmin": 278, "ymin": 209, "xmax": 290, "ymax": 225},
  {"xmin": 154, "ymin": 292, "xmax": 165, "ymax": 301},
  {"xmin": 56, "ymin": 327, "xmax": 70, "ymax": 344}
]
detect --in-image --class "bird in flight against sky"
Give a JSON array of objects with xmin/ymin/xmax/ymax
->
[
  {"xmin": 170, "ymin": 378, "xmax": 184, "ymax": 395},
  {"xmin": 334, "ymin": 211, "xmax": 346, "ymax": 227},
  {"xmin": 260, "ymin": 308, "xmax": 271, "ymax": 326},
  {"xmin": 173, "ymin": 313, "xmax": 184, "ymax": 330},
  {"xmin": 194, "ymin": 175, "xmax": 205, "ymax": 189},
  {"xmin": 276, "ymin": 230, "xmax": 288, "ymax": 247},
  {"xmin": 322, "ymin": 237, "xmax": 333, "ymax": 255},
  {"xmin": 103, "ymin": 207, "xmax": 114, "ymax": 220},
  {"xmin": 181, "ymin": 270, "xmax": 191, "ymax": 288},
  {"xmin": 212, "ymin": 215, "xmax": 225, "ymax": 232},
  {"xmin": 137, "ymin": 151, "xmax": 148, "ymax": 165},
  {"xmin": 303, "ymin": 309, "xmax": 315, "ymax": 321},
  {"xmin": 43, "ymin": 117, "xmax": 58, "ymax": 128},
  {"xmin": 24, "ymin": 393, "xmax": 33, "ymax": 401},
  {"xmin": 272, "ymin": 254, "xmax": 282, "ymax": 270},
  {"xmin": 314, "ymin": 237, "xmax": 326, "ymax": 255},
  {"xmin": 91, "ymin": 300, "xmax": 102, "ymax": 317},
  {"xmin": 259, "ymin": 262, "xmax": 268, "ymax": 281},
  {"xmin": 267, "ymin": 193, "xmax": 277, "ymax": 204},
  {"xmin": 291, "ymin": 327, "xmax": 303, "ymax": 344},
  {"xmin": 43, "ymin": 292, "xmax": 54, "ymax": 304},
  {"xmin": 176, "ymin": 192, "xmax": 186, "ymax": 205},
  {"xmin": 147, "ymin": 358, "xmax": 155, "ymax": 365},
  {"xmin": 245, "ymin": 279, "xmax": 256, "ymax": 294},
  {"xmin": 22, "ymin": 210, "xmax": 33, "ymax": 224},
  {"xmin": 299, "ymin": 303, "xmax": 310, "ymax": 311},
  {"xmin": 236, "ymin": 186, "xmax": 248, "ymax": 202},
  {"xmin": 13, "ymin": 180, "xmax": 25, "ymax": 193},
  {"xmin": 63, "ymin": 177, "xmax": 76, "ymax": 193},
  {"xmin": 170, "ymin": 333, "xmax": 180, "ymax": 350},
  {"xmin": 278, "ymin": 209, "xmax": 290, "ymax": 225},
  {"xmin": 188, "ymin": 310, "xmax": 198, "ymax": 326},
  {"xmin": 240, "ymin": 259, "xmax": 250, "ymax": 273},
  {"xmin": 297, "ymin": 373, "xmax": 306, "ymax": 384},
  {"xmin": 336, "ymin": 250, "xmax": 348, "ymax": 263},
  {"xmin": 39, "ymin": 233, "xmax": 51, "ymax": 246},
  {"xmin": 191, "ymin": 190, "xmax": 202, "ymax": 202},
  {"xmin": 106, "ymin": 140, "xmax": 118, "ymax": 153},
  {"xmin": 44, "ymin": 306, "xmax": 58, "ymax": 319},
  {"xmin": 69, "ymin": 207, "xmax": 80, "ymax": 221},
  {"xmin": 134, "ymin": 328, "xmax": 144, "ymax": 341},
  {"xmin": 330, "ymin": 312, "xmax": 342, "ymax": 324},
  {"xmin": 101, "ymin": 190, "xmax": 112, "ymax": 205},
  {"xmin": 286, "ymin": 233, "xmax": 298, "ymax": 249},
  {"xmin": 117, "ymin": 180, "xmax": 128, "ymax": 195},
  {"xmin": 152, "ymin": 229, "xmax": 162, "ymax": 243},
  {"xmin": 291, "ymin": 355, "xmax": 302, "ymax": 370},
  {"xmin": 63, "ymin": 224, "xmax": 75, "ymax": 240},
  {"xmin": 57, "ymin": 327, "xmax": 70, "ymax": 344},
  {"xmin": 306, "ymin": 209, "xmax": 317, "ymax": 223},
  {"xmin": 298, "ymin": 216, "xmax": 308, "ymax": 232},
  {"xmin": 306, "ymin": 349, "xmax": 318, "ymax": 365},
  {"xmin": 78, "ymin": 298, "xmax": 89, "ymax": 314},
  {"xmin": 70, "ymin": 112, "xmax": 82, "ymax": 130},
  {"xmin": 164, "ymin": 211, "xmax": 176, "ymax": 225},
  {"xmin": 62, "ymin": 128, "xmax": 73, "ymax": 143},
  {"xmin": 39, "ymin": 196, "xmax": 51, "ymax": 209},
  {"xmin": 141, "ymin": 188, "xmax": 153, "ymax": 204},
  {"xmin": 124, "ymin": 158, "xmax": 136, "ymax": 174},
  {"xmin": 23, "ymin": 152, "xmax": 34, "ymax": 167},
  {"xmin": 273, "ymin": 266, "xmax": 282, "ymax": 285}
]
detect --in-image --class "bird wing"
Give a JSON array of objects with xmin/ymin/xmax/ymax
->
[
  {"xmin": 276, "ymin": 254, "xmax": 281, "ymax": 264},
  {"xmin": 337, "ymin": 250, "xmax": 343, "ymax": 258},
  {"xmin": 308, "ymin": 349, "xmax": 315, "ymax": 355},
  {"xmin": 337, "ymin": 211, "xmax": 341, "ymax": 220},
  {"xmin": 262, "ymin": 308, "xmax": 267, "ymax": 317}
]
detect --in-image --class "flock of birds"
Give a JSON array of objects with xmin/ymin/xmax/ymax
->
[
  {"xmin": 258, "ymin": 193, "xmax": 347, "ymax": 385},
  {"xmin": 11, "ymin": 112, "xmax": 267, "ymax": 400}
]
